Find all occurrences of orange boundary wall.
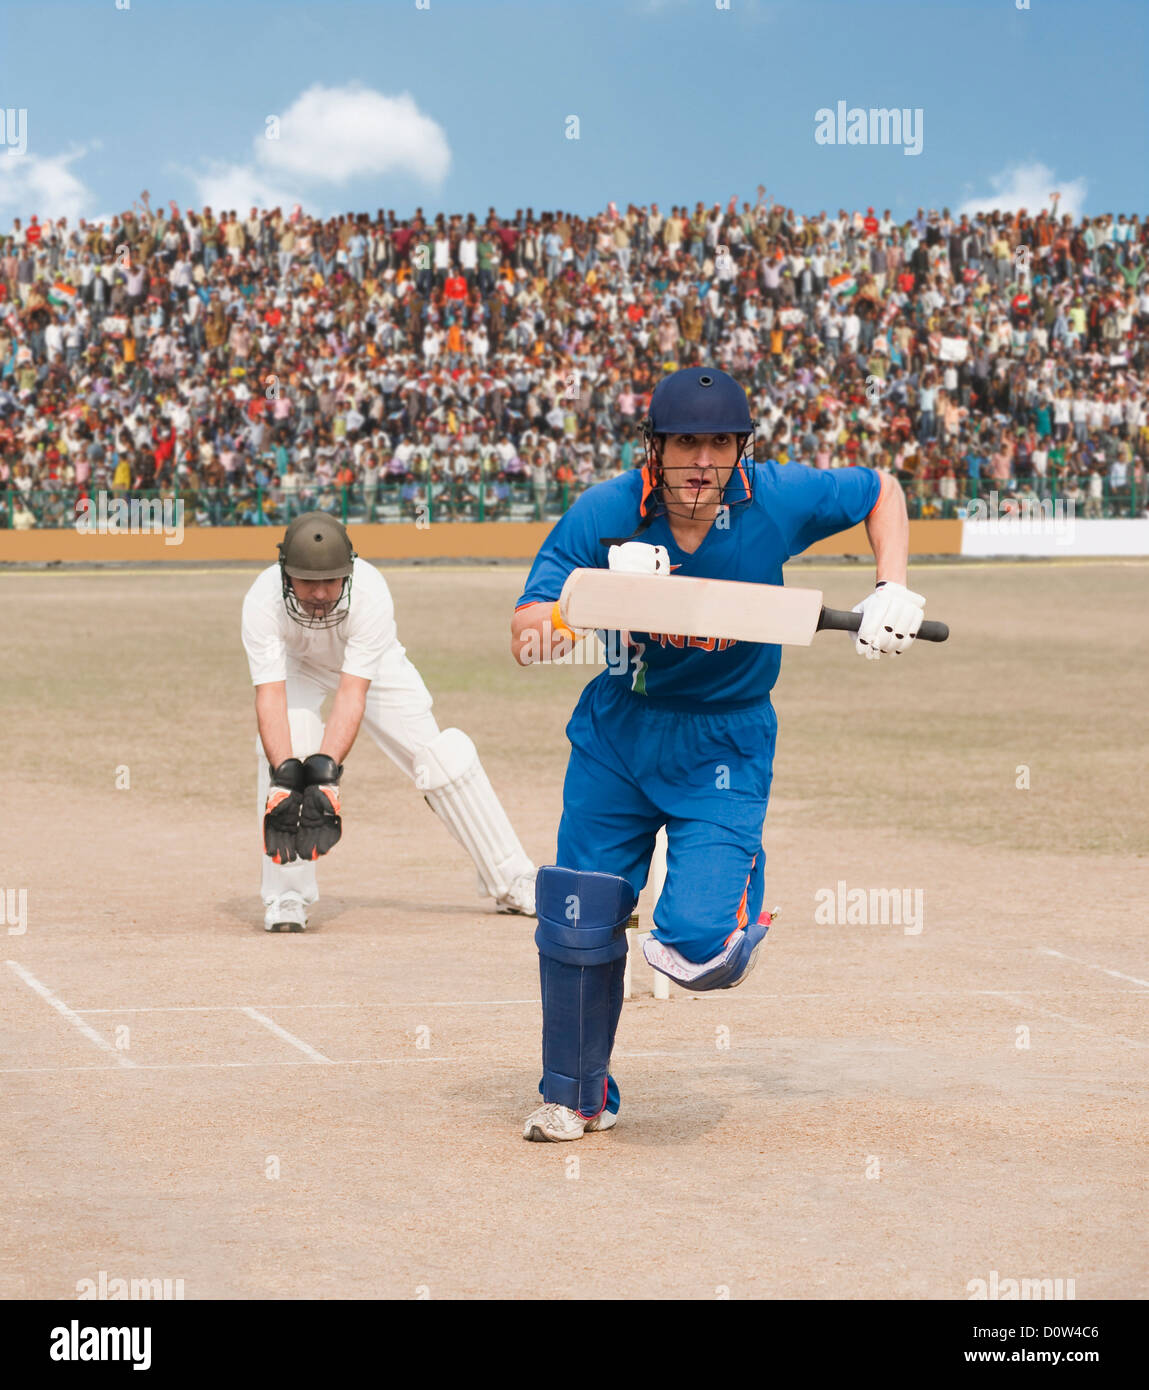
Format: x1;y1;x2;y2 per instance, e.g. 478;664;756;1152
0;519;962;565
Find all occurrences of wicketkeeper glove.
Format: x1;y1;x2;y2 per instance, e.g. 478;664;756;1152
851;580;926;661
297;753;343;861
264;757;305;864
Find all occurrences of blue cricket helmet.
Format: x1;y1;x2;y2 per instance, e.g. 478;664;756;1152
637;367;758;523
643;366;754;438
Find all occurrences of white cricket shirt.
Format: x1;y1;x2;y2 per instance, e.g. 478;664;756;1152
241;557;406;685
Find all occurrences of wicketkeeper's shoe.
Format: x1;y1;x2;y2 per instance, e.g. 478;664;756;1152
264;893;308;933
496;870;536;916
522;1102;618;1142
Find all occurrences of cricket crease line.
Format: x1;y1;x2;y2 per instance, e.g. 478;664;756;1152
1038;948;1149;989
0;1043;1138;1077
238;1006;332;1064
74;1004;238;1014
69;988;1144;1016
268;997;541;1009
76;998;541;1014
995;992;1147;1049
0;1057;468;1075
4;960;136;1067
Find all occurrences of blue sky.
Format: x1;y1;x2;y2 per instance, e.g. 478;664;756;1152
0;0;1145;227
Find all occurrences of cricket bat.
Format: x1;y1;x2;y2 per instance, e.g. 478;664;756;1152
559;569;949;647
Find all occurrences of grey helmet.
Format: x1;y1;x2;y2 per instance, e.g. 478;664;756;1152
277;511;357;629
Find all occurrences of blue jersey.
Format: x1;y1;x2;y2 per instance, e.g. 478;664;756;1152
517;461;880;710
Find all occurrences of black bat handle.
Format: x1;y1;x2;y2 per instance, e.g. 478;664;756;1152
817;607;950;643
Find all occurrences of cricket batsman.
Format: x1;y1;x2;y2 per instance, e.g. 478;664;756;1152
242;511;536;931
511;367;927;1140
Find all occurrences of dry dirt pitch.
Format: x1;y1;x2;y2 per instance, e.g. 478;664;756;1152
1;559;1145;1301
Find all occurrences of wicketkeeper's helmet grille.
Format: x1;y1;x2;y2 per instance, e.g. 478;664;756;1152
278;511;357;629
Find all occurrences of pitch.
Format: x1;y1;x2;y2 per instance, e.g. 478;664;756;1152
1;560;1145;1299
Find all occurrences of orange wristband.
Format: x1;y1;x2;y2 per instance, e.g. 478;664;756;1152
551;600;578;640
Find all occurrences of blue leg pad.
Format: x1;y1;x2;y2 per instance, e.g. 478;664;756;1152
538;1071;621;1115
535;867;636;1116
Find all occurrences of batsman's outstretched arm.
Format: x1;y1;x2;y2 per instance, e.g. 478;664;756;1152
511;600;582;666
863;471;910;586
852;472;930;660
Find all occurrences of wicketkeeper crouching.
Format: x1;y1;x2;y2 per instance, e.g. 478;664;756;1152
243;511;536;932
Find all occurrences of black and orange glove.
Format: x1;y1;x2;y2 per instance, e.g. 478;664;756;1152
264;758;305;863
297;753;343;861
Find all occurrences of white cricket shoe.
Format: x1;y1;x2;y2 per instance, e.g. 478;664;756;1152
584;1108;618;1134
522;1102;618;1142
496;870;536;916
264;893;308;933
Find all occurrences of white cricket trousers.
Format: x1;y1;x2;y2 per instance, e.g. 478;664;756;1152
257;657;441;906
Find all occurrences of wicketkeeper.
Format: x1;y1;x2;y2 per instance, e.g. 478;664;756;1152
511;366;927;1139
243;511;536;931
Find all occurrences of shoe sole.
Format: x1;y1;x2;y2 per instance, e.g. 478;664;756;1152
265;923;307;933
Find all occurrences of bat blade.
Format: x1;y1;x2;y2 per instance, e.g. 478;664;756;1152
560;570;827;647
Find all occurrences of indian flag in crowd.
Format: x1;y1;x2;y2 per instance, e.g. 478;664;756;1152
827;272;856;298
49;282;77;306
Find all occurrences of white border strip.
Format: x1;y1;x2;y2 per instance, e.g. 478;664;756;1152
962;518;1149;558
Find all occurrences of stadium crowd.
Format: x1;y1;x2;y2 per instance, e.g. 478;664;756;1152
1;186;1146;530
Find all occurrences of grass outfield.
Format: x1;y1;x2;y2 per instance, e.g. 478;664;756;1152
0;561;1145;1299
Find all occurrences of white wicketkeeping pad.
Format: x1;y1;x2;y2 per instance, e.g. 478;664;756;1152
415;728;533;900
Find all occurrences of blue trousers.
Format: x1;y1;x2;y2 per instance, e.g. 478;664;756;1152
556;674;776;965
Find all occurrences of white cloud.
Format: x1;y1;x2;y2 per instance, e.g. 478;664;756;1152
183;84;451;216
0;148;96;225
957;162;1088;220
256;85;450;186
179;159;308;217
0;83;450;224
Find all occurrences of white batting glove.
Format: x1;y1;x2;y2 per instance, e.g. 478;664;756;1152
608;541;671;575
851;580;926;660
